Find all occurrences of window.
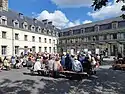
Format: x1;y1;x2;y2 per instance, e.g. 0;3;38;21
32;46;36;52
24;35;28;41
13;20;19;28
1;16;7;25
49;39;51;44
44;38;47;43
95;25;99;32
1;46;7;55
85;27;94;32
32;36;35;42
37;26;41;32
53;47;55;53
2;31;6;39
73;29;81;35
118;21;125;28
15;46;19;55
30;25;35;31
53;40;55;44
88;36;91;41
49;47;51;53
43;28;47;34
15;33;19;40
44;47;47;52
23;22;28;30
39;47;41;52
39;37;41;42
112;23;117;29
112;33;117;39
103;35;107;40
63;31;70;36
100;23;112;31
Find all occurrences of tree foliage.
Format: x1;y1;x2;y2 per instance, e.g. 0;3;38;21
92;0;125;19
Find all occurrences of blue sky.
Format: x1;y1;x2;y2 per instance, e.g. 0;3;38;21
9;0;124;28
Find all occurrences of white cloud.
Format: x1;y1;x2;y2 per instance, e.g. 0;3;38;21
88;0;125;19
82;20;92;24
37;10;69;28
51;0;92;8
67;20;80;27
37;10;92;28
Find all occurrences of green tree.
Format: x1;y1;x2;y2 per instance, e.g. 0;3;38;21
92;0;125;19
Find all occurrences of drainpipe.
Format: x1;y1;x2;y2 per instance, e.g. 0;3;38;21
12;28;14;56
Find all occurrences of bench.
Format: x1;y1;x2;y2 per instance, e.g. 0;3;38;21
59;71;88;78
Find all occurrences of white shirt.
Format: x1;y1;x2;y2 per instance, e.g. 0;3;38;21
33;61;41;71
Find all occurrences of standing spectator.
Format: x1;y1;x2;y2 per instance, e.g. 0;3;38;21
61;54;65;68
65;54;72;70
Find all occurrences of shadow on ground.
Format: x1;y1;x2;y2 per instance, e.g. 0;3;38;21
0;67;125;94
0;79;37;94
74;68;125;94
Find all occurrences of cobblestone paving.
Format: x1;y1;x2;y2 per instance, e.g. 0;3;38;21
0;65;125;94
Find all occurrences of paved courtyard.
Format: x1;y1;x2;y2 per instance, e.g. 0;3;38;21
0;65;125;94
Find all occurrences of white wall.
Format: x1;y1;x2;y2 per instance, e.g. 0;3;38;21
0;26;58;57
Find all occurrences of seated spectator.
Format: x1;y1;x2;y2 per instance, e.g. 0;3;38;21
3;58;11;70
33;58;42;72
72;56;83;72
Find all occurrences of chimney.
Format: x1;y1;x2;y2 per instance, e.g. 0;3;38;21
19;13;23;19
48;21;52;25
33;18;37;23
0;0;8;11
42;19;48;25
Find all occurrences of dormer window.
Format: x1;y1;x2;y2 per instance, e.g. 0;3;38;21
30;25;35;31
1;16;7;25
94;25;99;32
48;29;51;35
43;28;47;34
47;29;49;34
52;31;55;36
13;20;19;28
37;26;41;32
112;21;118;29
23;22;28;30
81;28;85;33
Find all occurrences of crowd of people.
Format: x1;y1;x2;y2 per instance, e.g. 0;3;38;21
0;51;101;76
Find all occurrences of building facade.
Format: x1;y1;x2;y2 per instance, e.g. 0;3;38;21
0;0;59;57
58;17;125;56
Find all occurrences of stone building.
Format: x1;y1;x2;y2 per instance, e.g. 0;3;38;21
58;17;125;56
0;0;59;57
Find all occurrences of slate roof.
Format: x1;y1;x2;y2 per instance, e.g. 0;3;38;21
62;16;124;32
0;9;60;33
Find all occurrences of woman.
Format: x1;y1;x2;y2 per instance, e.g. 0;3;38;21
53;57;63;77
